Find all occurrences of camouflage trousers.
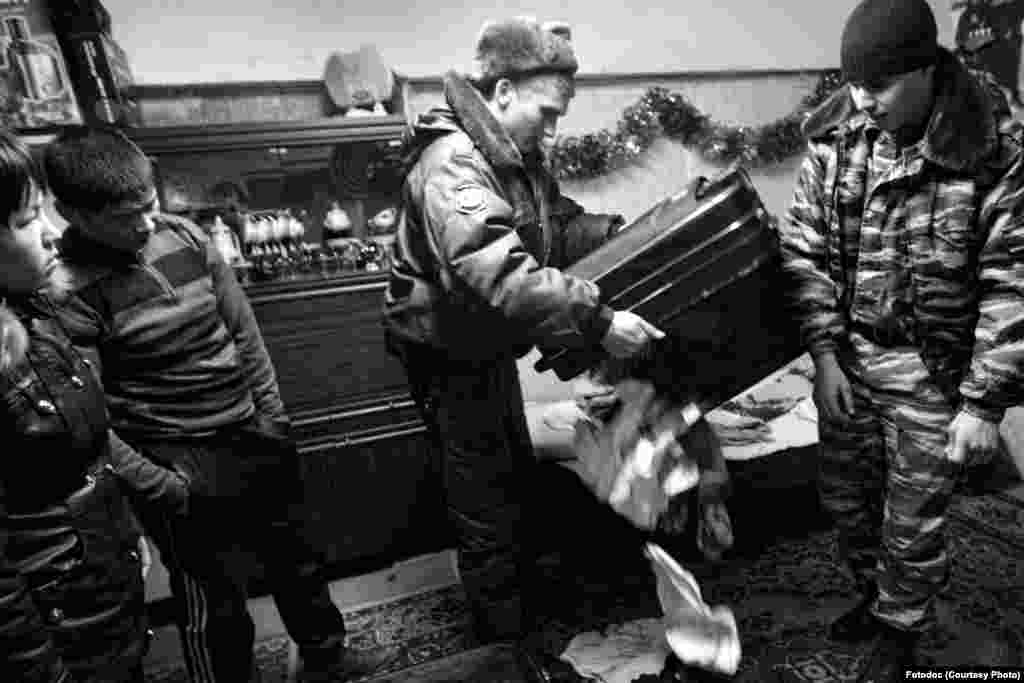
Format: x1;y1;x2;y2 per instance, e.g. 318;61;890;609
819;336;964;632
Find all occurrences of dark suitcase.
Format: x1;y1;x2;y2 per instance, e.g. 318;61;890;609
535;167;804;412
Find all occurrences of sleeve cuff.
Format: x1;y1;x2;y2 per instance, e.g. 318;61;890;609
170;466;192;516
808;338;839;360
960;398;1006;424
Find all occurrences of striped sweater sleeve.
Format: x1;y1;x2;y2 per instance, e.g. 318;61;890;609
207;241;287;421
779;142;845;359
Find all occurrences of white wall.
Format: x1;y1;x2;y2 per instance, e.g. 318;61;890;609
104;0;957;85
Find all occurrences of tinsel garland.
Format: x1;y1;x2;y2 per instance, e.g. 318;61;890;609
550;70;845;180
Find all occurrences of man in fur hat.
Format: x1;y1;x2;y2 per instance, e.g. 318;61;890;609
384;16;664;679
779;0;1024;680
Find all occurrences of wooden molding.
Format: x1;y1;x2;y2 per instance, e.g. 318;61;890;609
243;271;389;305
128;67;835;98
404;67;834;89
126;79;328;100
126;116;408;154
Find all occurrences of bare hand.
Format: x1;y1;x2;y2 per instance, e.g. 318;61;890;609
576;383;619;415
945;410;1001;465
812;351;855;424
601;311;666;359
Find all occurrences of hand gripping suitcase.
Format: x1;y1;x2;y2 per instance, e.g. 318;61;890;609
535;167;803;413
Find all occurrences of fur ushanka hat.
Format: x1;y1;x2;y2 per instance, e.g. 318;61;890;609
470;16;579;84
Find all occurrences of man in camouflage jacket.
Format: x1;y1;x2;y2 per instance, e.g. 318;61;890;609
779;1;1024;680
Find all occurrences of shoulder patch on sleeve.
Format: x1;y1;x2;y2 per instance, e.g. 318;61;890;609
454;184;487;214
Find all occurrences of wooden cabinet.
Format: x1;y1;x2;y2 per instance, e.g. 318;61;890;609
129;120;449;578
246;275;411;416
127;116;407;246
244;273;447;572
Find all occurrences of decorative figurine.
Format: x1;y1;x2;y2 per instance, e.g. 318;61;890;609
288;209;305;241
242;212;260;248
359;239;384;271
322;44;394;116
210;215;242;265
272;210;290;243
324;201;352;233
367;206;397;235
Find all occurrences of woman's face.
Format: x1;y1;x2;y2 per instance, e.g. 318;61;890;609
0;184;60;295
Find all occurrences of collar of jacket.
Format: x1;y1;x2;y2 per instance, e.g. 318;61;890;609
802;48;999;173
59;224;141;267
0;292;55;373
0;292;48;323
442;70;528;171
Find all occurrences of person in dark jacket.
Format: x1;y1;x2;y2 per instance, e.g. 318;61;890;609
383;16;664;676
0;128;190;682
43;127;397;683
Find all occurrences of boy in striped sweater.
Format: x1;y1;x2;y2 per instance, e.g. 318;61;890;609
45;127;396;683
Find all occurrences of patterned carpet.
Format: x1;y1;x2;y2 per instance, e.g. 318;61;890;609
705;489;1024;682
145;472;1024;682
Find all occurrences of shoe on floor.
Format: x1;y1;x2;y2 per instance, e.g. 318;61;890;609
298;645;402;682
857;624;920;683
829;588;880;643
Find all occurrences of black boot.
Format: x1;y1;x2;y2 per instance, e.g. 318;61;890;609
829;587;880;642
857;624;920;683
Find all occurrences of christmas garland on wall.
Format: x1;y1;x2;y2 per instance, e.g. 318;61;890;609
550;70;845;181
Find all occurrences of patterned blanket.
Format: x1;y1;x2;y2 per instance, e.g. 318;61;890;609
525;354;819;463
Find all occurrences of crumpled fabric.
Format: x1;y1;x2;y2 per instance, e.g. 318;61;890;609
572;379;702;530
647;543;741;675
559;618;670;683
559;544;740;681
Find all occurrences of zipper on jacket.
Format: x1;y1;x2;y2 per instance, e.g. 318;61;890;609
140;261;179;301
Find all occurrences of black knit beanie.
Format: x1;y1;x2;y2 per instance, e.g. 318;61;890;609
841;0;938;84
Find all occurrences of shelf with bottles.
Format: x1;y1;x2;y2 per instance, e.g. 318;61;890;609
192;202;397;286
127;116;408;286
240;205;393;284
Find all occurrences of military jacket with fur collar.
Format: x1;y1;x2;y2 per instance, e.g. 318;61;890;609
384;71;622;362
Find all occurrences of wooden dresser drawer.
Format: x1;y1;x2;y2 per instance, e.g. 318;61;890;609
297;420;448;573
248;275;410;414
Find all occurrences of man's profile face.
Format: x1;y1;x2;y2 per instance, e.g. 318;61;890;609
493;74;573;157
68;188;161;255
849;65;935;135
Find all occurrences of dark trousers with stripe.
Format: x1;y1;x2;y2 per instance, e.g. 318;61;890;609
397;344;535;643
135;423;349;682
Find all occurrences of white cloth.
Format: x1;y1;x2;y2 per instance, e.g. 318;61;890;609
706;353;818;461
560;619;670;683
571;380;702;530
647;543;741;675
559;544;741;681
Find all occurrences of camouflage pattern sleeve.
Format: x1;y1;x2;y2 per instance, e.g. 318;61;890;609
779;142;845;359
960;137;1024;421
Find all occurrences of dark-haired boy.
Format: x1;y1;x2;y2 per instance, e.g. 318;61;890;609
45;127;395;683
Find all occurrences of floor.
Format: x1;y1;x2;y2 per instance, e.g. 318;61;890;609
142;548;460;673
142;447;1024;678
